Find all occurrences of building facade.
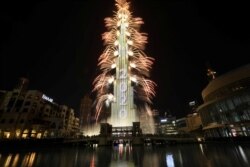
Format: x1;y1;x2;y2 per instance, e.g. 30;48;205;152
0;78;80;139
186;113;202;132
158;116;178;135
197;64;250;138
139;109;159;134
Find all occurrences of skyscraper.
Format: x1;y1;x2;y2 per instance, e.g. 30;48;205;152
93;0;156;127
79;95;93;130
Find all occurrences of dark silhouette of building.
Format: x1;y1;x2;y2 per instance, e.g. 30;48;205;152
79;94;93;133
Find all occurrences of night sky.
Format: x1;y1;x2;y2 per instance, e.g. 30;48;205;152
1;0;249;118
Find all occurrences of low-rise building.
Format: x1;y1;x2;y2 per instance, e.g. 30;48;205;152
175;117;188;133
0;78;80;139
158;116;178;135
197;64;250;138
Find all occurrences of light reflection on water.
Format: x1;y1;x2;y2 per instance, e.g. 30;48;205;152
166;154;174;167
12;154;19;167
0;143;250;167
238;146;249;164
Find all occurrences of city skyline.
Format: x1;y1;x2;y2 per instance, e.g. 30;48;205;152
0;0;249;118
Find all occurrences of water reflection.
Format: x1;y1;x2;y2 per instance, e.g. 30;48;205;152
237;146;249;164
12;154;19;167
111;144;134;167
89;154;96;167
199;143;205;155
21;152;36;166
177;150;183;166
4;154;12;167
166;154;174;167
142;149;159;167
0;144;250;167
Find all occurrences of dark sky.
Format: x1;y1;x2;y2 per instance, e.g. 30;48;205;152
1;0;250;118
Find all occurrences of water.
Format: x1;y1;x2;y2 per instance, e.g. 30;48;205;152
0;143;250;167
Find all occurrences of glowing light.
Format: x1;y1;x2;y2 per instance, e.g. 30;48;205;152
28;153;36;166
116;31;120;36
117;21;121;27
207;68;216;79
130;62;136;68
238;146;249;163
161;119;167;123
108;76;114;84
124;22;129;27
123;14;128;19
111;63;116;69
125;31;130;36
4;155;12;167
4;132;10;138
106;94;115;107
130;76;137;83
127;40;133;45
114;50;119;56
114;40;119;45
199;144;205;155
37;133;42;139
166;154;175;167
90;155;96;167
42;94;53;103
128;50;133;56
21;152;36;167
13;154;19;167
108;94;114;100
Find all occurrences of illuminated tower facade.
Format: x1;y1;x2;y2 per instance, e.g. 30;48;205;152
93;0;156;127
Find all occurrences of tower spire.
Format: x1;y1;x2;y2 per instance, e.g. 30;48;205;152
207;68;216;80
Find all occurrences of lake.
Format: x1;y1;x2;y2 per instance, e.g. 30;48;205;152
0;143;250;167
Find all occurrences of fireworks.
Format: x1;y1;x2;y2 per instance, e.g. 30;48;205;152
92;0;156;122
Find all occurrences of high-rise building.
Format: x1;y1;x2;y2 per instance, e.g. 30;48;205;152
92;0;156;128
79;95;93;132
